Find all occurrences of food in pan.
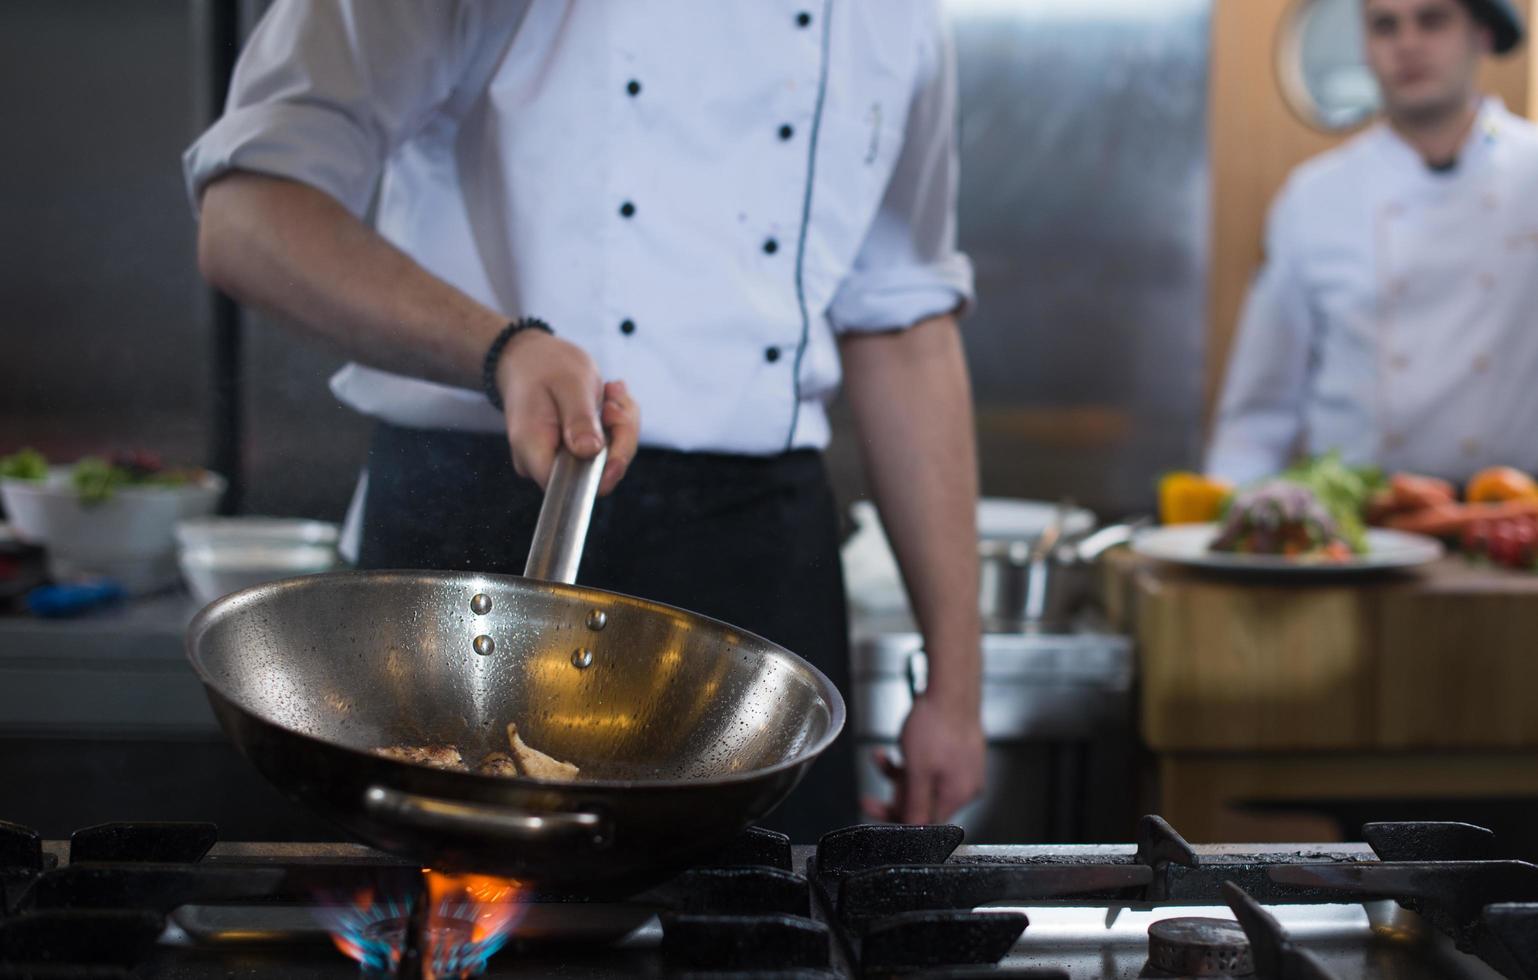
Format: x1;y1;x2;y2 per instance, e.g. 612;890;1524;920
371;724;581;780
1209;479;1354;560
476;752;520;777
372;743;468;770
506;723;581;780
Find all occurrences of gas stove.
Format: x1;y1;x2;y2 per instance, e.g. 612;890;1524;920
1;815;1533;978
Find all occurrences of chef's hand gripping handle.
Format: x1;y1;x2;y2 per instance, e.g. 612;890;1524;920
363;786;610;846
524;446;608;584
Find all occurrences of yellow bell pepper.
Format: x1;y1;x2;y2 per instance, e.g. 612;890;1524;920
1159;472;1233;525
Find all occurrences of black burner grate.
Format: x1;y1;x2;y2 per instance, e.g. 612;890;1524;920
0;820;276;980
68;822;217;865
3;815;1538;978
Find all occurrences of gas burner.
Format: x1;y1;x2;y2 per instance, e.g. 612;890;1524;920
1;816;1534;978
1146;916;1252;976
325;870;525;980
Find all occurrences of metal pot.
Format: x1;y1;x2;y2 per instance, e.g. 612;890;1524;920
979;522;1143;632
185;450;844;891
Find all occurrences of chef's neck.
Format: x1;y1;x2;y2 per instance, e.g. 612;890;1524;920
1386;94;1483;170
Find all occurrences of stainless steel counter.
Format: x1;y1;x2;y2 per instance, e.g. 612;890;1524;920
0;592;216;736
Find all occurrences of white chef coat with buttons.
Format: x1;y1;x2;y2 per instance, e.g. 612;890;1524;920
1207;99;1538;485
183;0;973;458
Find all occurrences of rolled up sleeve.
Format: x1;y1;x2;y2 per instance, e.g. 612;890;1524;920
827;13;974;334
182;0;471;217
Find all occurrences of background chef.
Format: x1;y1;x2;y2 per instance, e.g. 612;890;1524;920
1207;0;1534;484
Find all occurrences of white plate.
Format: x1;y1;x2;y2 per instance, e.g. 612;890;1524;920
1132;523;1444;574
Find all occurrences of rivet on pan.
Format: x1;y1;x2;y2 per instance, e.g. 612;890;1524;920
585;609;607;631
473;635;495;657
470;594;493;615
571;648;594;669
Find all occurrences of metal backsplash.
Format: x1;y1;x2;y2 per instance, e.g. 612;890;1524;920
0;0;208;471
833;0;1213;520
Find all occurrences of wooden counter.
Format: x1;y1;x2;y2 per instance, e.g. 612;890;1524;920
1111;552;1538;841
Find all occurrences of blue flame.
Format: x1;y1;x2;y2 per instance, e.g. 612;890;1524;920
322;889;511;977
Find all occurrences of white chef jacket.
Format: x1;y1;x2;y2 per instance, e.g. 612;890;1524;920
183;0;973;457
1207;99;1538;485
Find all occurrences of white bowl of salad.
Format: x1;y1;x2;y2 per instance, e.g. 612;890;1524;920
0;449;225;594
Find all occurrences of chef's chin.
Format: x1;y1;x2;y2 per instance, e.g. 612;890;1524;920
1381;78;1471;126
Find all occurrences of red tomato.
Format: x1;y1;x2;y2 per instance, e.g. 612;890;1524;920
1490;524;1522;568
1515;526;1538;568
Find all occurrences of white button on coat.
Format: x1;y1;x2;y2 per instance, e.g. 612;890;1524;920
1208;100;1538;484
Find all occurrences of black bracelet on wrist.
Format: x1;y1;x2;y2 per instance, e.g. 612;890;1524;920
482;317;554;412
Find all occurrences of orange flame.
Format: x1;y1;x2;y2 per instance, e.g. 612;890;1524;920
423;869;526;955
326;870;527;979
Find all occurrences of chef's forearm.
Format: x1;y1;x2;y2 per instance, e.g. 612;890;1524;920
196;171;507;389
840;314;982;714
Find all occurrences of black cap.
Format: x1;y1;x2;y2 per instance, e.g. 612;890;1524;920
1460;0;1525;54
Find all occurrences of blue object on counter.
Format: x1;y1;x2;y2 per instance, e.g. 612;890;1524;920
26;580;126;618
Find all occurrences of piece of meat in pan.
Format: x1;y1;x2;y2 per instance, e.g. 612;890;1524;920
476;752;520;778
371;743;468;771
369;726;579;780
507;722;580;780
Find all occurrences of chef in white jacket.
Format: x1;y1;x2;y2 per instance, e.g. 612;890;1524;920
185;0;985;839
1207;0;1534;485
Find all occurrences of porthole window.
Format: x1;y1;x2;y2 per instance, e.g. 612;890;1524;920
1277;0;1382;132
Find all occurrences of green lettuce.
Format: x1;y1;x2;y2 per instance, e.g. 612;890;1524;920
1279;452;1385;553
0;448;48;482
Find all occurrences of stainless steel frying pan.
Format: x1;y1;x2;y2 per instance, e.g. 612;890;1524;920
185;450;845;890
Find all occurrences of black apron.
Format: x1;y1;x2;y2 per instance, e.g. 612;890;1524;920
356;421;856;841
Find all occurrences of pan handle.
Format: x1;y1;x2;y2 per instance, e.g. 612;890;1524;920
524;447;608;584
364;786;610;846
